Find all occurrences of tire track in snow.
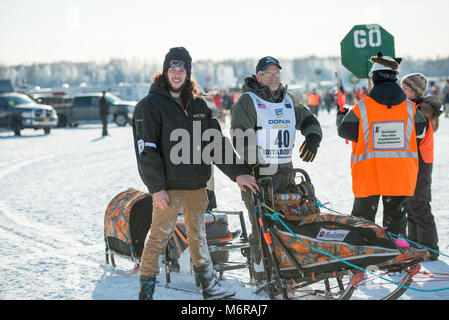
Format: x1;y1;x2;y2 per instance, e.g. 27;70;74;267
0;203;99;268
0;154;57;179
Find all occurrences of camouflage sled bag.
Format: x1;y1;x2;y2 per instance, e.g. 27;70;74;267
272;213;406;275
104;188;152;258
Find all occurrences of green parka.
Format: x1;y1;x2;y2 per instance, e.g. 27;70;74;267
231;75;322;177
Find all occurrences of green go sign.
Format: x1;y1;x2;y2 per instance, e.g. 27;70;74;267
340;24;395;79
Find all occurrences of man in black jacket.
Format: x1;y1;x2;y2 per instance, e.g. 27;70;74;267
98;91;109;136
132;47;259;300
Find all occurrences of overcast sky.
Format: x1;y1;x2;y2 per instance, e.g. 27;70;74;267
1;0;448;66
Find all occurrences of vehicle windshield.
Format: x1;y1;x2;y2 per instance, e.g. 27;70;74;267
105;94;122;104
3;94;35;106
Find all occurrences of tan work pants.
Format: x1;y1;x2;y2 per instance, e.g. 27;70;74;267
140;188;210;277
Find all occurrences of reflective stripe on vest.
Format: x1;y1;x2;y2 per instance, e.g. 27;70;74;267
351;99;418;163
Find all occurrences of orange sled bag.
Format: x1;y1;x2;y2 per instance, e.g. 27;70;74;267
104;188;153;260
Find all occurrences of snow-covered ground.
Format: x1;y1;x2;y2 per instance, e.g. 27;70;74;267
1;109;449;300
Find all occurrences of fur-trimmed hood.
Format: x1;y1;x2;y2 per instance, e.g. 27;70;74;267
419;96;442;132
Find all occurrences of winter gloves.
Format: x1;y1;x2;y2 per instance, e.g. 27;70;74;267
300;134;321;162
338;107;349;116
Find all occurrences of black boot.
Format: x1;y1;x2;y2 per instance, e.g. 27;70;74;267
139;276;156;300
194;264;236;300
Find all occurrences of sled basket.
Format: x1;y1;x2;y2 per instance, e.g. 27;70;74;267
170;212;240;265
270;213;413;276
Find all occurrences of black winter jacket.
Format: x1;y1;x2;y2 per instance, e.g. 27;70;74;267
132;82;248;194
99;96;109;115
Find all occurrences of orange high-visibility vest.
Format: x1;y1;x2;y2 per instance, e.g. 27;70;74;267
351;97;419;197
419;120;434;164
308;93;320;106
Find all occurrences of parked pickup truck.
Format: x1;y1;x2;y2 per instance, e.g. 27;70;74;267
0;92;58;136
35;93;136;127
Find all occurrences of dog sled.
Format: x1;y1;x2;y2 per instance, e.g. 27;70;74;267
249;168;429;300
103;166;435;300
103;188;251;279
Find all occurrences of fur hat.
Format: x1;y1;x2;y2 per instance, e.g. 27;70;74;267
422;95;443;116
369;52;402;76
401;73;428;98
163;47;192;75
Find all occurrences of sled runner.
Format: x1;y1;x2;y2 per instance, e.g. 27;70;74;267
103;188;251;279
250;168;428;300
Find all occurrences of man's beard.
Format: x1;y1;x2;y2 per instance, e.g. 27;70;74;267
168;82;185;93
167;77;188;94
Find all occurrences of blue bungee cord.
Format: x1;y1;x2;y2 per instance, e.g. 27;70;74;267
386;231;449;259
314;200;449;259
262;203;449;293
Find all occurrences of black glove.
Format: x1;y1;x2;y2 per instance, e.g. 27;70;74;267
337;107;349;116
300;134;321;162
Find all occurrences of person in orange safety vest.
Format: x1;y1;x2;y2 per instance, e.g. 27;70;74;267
336;53;428;236
308;88;320;116
401;72;443;260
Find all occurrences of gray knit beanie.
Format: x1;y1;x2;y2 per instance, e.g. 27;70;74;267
400;73;428;97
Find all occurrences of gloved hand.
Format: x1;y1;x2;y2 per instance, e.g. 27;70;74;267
337;107;349;116
300;134;321;162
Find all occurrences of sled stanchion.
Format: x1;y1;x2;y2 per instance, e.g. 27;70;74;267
256;206;289;299
165;245;171;287
267;225;305;277
238;211;249;241
105;237;109;265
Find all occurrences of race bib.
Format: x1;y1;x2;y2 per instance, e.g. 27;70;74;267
245;92;296;164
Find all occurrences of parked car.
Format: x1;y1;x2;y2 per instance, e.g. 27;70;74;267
0;92;58;136
35;93;136;127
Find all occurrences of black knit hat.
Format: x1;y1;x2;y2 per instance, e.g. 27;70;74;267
163;47;192;75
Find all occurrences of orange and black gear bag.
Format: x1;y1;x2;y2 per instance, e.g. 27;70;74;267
104;188;153;259
270;213;428;275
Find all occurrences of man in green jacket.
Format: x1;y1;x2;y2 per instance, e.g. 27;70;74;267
231;56;323;282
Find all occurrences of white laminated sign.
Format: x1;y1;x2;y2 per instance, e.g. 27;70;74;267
372;121;405;150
